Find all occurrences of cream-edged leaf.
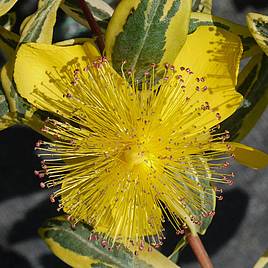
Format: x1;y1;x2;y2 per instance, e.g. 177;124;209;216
39;216;180;268
192;0;212;13
20;0;62;44
247;13;268;56
220;53;268;141
106;0;192;80
0;0;17;17
60;0;114;30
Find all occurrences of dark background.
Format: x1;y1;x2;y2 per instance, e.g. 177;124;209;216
0;1;267;267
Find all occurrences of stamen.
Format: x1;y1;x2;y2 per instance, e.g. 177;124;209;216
35;59;234;250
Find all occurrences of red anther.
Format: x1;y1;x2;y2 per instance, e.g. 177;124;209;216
164;63;170;69
83;66;89;72
223;161;230;168
180;66;185;71
66;93;72;98
101;56;108;62
209;210;216;217
218;195;224;201
71;81;78;86
154;244;160;249
148;247;153;252
67;215;73;221
38;173;45;179
196;77;200;82
176;229;184;235
50;195;55;203
150;63;157;68
164;76;169;81
170;65;175;71
35;140;43;147
228;179;234;186
73;68;79;75
200;77;205;82
40;182;46;188
101;240;107;248
196;86;200;91
144;71;150;77
90;234;98;241
34;170;39;176
216;113;221;120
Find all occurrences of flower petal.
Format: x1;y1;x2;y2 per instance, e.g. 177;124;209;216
230;142;268;169
173;26;243;130
14;41;100;114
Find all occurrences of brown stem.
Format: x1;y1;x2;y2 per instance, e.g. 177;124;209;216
185;230;214;268
77;0;105;54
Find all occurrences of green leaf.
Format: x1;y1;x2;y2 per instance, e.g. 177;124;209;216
0;0;17;17
1;61;31;115
247;13;268;56
220;53;268;141
39;216;180;268
60;0;114;30
0;11;16;31
254;250;268;268
0;77;9;117
19;0;63;44
189;12;260;58
192;0;212;13
168;236;187;264
0;25;19;61
106;0;192;80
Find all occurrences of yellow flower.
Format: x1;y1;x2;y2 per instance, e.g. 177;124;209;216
14;26;268;249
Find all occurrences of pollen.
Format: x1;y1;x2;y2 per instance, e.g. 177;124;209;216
34;57;234;250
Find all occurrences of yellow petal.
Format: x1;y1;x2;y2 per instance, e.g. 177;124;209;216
173;26;243;130
14;41;100;114
230;142;268;169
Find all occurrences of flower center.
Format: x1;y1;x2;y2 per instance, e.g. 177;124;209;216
120;144;150;170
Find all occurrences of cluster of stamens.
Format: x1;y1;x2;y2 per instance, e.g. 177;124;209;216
33;57;235;251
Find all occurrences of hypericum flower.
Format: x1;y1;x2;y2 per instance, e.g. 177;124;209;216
14;26;268;250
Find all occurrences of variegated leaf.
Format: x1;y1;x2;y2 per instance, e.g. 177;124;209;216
20;0;63;44
0;26;18;61
220;53;268;141
0;78;9;117
0;11;16;31
168;236;187;264
192;0;212;13
247;13;268;56
39;216;180;268
189;12;260;58
60;0;114;30
106;0;192;80
254;250;268;268
1;60;31;116
0;0;17;17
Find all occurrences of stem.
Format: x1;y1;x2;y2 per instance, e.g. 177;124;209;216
77;0;105;54
185;230;214;268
